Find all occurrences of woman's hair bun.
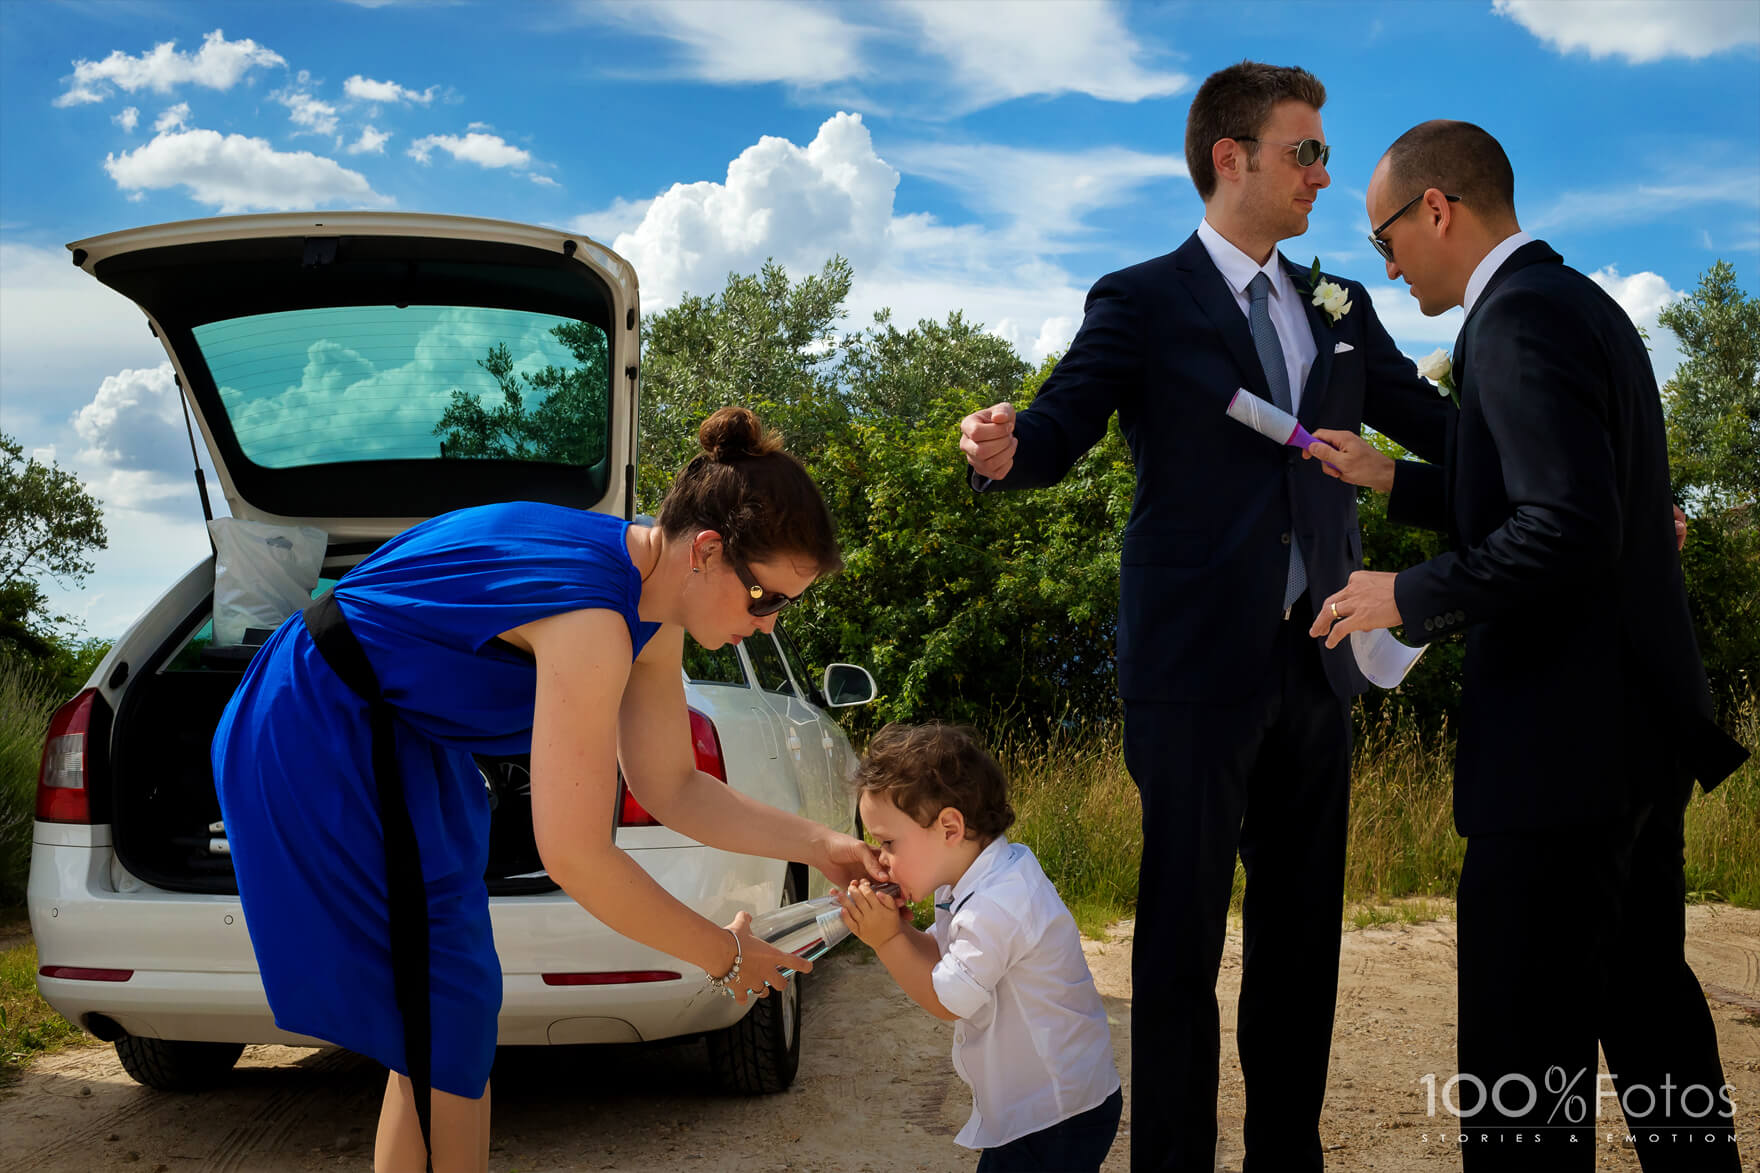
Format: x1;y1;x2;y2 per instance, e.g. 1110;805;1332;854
698;405;783;463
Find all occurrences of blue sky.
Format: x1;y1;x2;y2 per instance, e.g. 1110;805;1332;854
2;0;1757;638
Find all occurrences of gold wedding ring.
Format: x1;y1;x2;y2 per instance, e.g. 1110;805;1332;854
1331;603;1341;620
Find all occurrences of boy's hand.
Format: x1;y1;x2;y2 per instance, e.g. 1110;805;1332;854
838;879;905;949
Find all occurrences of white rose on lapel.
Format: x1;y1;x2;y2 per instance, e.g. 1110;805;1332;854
1312;280;1352;323
1415;348;1451;383
1416;347;1460;407
1297;258;1351;325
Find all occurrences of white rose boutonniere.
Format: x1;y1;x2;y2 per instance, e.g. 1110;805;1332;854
1312;280;1352;323
1298;257;1351;326
1416;347;1460;408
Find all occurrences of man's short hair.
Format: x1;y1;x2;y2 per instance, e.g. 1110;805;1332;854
1186;61;1327;201
854;723;1016;841
1382;120;1516;221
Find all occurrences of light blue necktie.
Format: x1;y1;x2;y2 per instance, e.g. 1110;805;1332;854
1248;272;1308;615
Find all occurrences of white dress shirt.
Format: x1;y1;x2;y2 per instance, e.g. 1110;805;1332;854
1197;217;1317;411
1462;230;1535;317
930;835;1121;1149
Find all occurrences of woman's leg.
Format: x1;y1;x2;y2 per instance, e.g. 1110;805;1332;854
375;1072;492;1173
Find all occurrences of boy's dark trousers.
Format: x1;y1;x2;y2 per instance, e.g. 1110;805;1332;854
976;1087;1123;1173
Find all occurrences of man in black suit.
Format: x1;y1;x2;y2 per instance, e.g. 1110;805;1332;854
1311;120;1744;1172
958;63;1452;1171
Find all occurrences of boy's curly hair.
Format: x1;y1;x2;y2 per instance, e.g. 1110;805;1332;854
853;723;1015;841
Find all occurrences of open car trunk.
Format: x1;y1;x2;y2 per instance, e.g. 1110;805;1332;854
67;213;642;898
106;578;559;897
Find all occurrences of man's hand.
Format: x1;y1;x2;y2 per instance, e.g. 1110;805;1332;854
960;401;1017;481
1673;504;1687;552
1305;429;1395;493
1310;570;1402;649
837;879;906;949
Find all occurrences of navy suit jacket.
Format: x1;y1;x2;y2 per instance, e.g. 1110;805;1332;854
981;232;1451;705
1390;240;1745;834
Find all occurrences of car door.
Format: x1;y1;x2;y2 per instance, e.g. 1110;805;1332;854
775;626;857;804
740;632;836;828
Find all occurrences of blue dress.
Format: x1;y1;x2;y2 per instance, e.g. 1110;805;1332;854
211;502;661;1097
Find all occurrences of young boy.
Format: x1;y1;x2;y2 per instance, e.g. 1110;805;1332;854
839;723;1121;1172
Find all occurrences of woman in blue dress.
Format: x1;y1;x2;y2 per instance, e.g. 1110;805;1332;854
211;407;881;1172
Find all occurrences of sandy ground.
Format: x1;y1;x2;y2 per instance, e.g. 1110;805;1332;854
3;903;1755;1172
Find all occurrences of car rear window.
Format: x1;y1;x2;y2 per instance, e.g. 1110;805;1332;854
193;306;610;469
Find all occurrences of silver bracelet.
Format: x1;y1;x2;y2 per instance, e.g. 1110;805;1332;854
706;929;742;999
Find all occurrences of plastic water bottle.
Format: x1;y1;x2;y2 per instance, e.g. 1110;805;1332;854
749;882;901;968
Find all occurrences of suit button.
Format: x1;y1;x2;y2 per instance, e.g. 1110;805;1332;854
1280;532;1292;545
1454;610;1465;623
1423;619;1435;632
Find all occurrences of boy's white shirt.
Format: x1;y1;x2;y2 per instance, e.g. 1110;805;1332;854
930;835;1121;1150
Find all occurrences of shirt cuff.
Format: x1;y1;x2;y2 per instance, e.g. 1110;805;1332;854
931;952;994;1021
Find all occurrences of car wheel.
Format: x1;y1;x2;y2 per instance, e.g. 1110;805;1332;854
114;1034;246;1091
706;868;804;1095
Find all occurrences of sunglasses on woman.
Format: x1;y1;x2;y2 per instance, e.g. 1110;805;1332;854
731;557;806;617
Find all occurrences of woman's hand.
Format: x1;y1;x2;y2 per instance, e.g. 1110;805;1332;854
837;879;906;949
717;910;812;1005
814;829;887;890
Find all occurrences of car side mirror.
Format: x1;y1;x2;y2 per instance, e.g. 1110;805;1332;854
821;663;877;707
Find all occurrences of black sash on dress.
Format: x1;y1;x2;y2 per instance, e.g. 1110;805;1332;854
301;591;434;1168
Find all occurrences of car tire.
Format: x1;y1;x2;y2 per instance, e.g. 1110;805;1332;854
706;868;804;1095
114;1034;246;1091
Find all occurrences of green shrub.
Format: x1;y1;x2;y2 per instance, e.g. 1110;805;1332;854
0;657;59;906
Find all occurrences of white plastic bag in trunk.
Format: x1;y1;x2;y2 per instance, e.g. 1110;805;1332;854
207;518;328;646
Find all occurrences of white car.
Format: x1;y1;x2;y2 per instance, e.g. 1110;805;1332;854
28;212;878;1095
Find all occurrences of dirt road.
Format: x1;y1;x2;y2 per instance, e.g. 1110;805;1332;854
4;903;1755;1172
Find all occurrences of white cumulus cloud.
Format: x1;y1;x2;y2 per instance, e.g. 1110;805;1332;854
347;125;392;155
343;74;437;104
154;102;190;133
898;0;1190;108
54;29;286;107
73;363;185;475
276;81;339;137
609;111;897;307
407;131;533;169
113;106;139;132
597;112;1088;360
104;127;392;213
1589;265;1686;385
570;196;655;244
1493;0;1760;63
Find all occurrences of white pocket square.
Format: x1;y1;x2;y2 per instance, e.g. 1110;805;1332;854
1333;341;1354;354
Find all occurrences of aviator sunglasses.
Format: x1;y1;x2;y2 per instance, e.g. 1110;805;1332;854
730;556;806;617
1231;135;1331;168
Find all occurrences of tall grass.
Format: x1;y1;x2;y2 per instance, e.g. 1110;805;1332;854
1;940;84;1081
992;724;1142;938
1342;711;1464;904
0;657;59;908
1684;692;1760;906
995;695;1757;936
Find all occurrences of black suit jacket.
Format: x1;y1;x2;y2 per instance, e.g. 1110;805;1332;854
982;232;1451;705
1390;239;1746;835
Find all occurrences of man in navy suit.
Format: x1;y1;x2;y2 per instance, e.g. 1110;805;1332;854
1311;120;1743;1172
958;63;1451;1171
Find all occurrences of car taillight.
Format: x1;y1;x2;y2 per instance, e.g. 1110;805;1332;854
617;707;727;827
36;690;98;824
